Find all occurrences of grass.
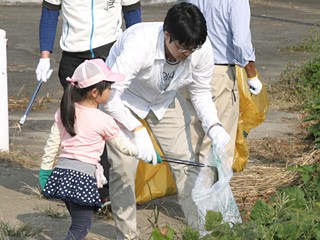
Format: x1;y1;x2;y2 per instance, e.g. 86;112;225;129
94;207;114;221
41;206;68;219
20;182;43;199
8;91;59;112
269;27;320;112
0;149;40;169
286;28;320;53
0;220;42;239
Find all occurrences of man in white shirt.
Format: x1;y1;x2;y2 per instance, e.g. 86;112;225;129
184;0;263;164
103;2;230;239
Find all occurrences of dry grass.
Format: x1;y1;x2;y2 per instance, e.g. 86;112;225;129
247;137;313;165
0;150;39;169
94;207;114;221
41;206;68;219
8;94;59;112
267;83;303;112
231;136;319;219
20;182;43;199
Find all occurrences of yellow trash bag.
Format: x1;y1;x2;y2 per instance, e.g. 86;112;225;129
135;119;177;203
233;66;269;172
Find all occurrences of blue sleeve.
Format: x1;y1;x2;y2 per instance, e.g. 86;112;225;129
39;7;60;52
123;7;142;29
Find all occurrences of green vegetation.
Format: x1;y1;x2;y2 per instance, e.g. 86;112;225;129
181;161;320;240
279;55;320;148
149;207;175;240
0;220;42;239
287;28;320;53
42;206;67;219
278;28;320;148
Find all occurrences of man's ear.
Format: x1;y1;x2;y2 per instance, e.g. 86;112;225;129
164;31;170;41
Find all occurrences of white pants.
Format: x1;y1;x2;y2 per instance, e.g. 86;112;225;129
107;93;199;240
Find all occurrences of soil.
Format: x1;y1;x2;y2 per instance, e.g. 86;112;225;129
0;1;320;239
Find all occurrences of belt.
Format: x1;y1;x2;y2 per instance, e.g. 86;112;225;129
214;63;236;67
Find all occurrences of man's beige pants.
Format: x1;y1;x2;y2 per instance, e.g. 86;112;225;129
185;65;239;165
107;93;199;240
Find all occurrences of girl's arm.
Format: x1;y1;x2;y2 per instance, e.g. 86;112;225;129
108;136;138;157
39;122;61;189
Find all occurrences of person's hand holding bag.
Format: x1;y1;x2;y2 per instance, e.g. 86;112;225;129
247;75;262;95
208;124;230;149
134;126;157;165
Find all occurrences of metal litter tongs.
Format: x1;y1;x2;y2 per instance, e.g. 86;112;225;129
139;118;212;168
160;155;211;167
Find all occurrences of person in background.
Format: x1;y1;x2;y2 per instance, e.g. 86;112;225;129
39;59;153;240
35;0;142;206
102;2;230;239
184;0;263;164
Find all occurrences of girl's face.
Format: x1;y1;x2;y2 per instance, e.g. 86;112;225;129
95;86;112;105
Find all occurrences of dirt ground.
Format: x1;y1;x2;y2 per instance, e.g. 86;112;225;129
1;0;320;239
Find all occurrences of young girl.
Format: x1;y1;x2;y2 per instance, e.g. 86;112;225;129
41;59;140;240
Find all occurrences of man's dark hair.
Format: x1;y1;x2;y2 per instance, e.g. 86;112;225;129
163;2;207;48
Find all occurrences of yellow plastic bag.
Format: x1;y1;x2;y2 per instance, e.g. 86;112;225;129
135;119;177;203
233;66;269;172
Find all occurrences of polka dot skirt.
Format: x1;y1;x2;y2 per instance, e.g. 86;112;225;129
42;168;101;207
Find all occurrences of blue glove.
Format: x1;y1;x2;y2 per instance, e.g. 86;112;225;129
39;169;52;190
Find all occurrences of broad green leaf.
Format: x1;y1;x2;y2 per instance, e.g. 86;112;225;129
250;200;275;223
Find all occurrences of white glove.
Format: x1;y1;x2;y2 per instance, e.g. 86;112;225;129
35;58;53;82
208;125;230;149
134;127;157;165
247;76;262;95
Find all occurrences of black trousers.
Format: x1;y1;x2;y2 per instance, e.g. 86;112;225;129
58;42;115;198
64;201;94;240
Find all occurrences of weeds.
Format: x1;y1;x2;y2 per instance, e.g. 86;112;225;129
94;207;114;221
272;55;320;148
286;28;320;53
181;161;320;240
20;182;43;199
41;206;67;219
0;149;39;169
148;207;175;240
0;220;42;238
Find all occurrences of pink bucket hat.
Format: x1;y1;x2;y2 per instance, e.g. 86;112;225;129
66;59;125;88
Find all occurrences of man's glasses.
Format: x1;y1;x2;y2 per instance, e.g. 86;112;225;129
172;40;202;53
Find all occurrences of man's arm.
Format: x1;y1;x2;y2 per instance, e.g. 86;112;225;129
39;3;60;56
231;0;262;95
189;39;230;148
36;2;60;82
244;61;257;78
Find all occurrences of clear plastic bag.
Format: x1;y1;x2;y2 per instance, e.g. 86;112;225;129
192;145;242;234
